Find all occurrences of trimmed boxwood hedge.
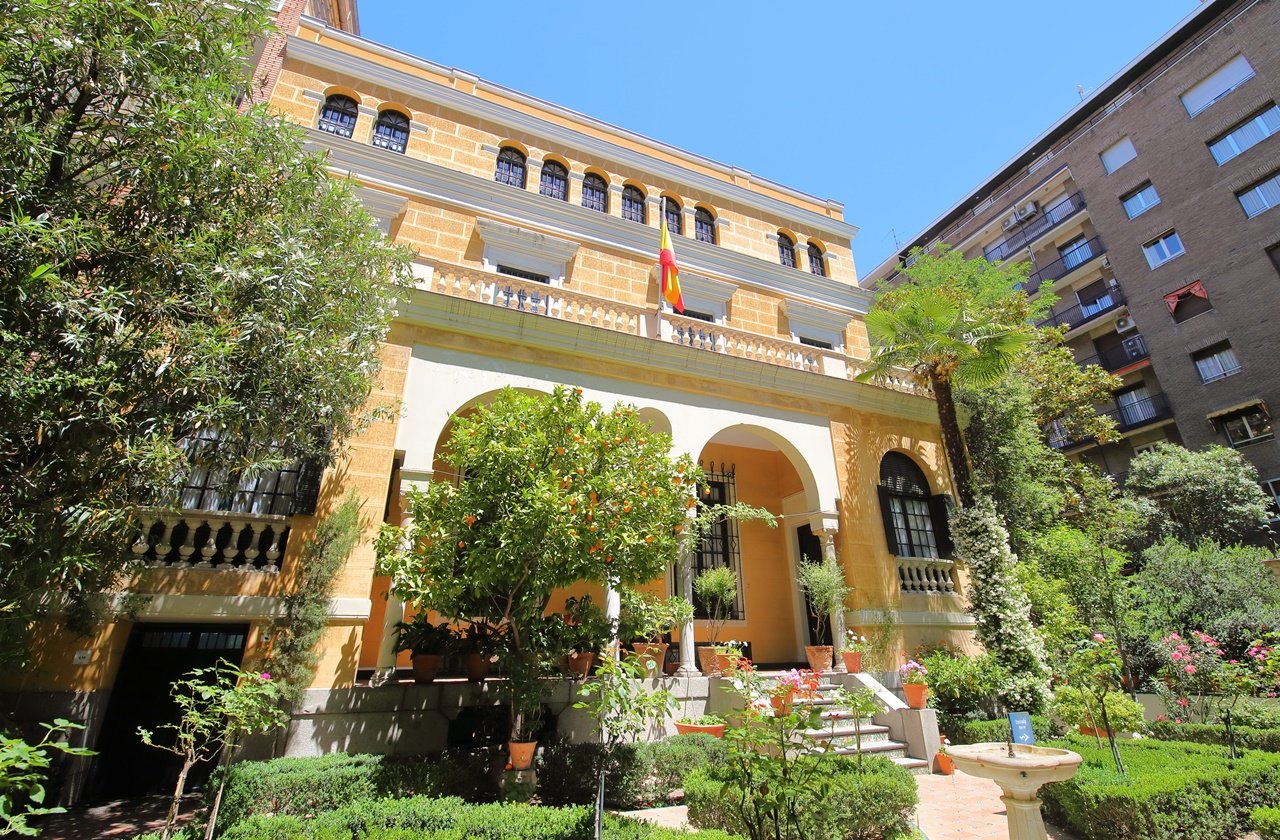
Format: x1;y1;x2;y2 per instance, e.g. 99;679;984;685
943;715;1061;745
1149;720;1280;753
1039;736;1280;840
536;734;726;810
1253;806;1280;840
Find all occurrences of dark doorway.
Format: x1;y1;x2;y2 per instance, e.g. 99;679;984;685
796;524;823;645
92;623;249;800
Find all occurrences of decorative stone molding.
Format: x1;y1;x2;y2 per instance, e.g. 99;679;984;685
474;218;579;284
782;300;854;350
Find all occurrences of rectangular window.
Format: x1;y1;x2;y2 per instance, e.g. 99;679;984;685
1209;105;1280;164
888;495;939;559
1116;386;1157;427
798;336;834;350
1237;173;1280;218
1143;231;1185;269
681;309;715;323
1262;477;1280;516
1193;343;1241;383
1100;137;1137;174
497;265;550;284
1270;243;1280;276
1221;408;1273;447
1059;236;1094;270
693;470;744;620
1121;183;1161;219
1181;55;1255;117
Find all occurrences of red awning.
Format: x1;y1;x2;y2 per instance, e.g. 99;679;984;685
1164;280;1208;314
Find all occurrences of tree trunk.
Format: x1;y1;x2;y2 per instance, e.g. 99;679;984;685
163;759;194;840
930;375;974;507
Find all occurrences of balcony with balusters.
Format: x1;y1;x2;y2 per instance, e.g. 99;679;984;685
896;558;958;595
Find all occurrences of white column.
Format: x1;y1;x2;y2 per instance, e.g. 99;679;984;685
817;526;848;673
604;577;621;661
675;511;699;676
371;481;414;686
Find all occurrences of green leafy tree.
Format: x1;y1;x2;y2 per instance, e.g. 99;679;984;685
1123;444;1272;547
376;386;699;740
1016;330;1121;445
1;719;92;836
0;0;410;661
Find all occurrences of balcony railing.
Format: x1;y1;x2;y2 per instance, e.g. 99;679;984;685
1037;283;1126;330
131;508;290;572
1106;392;1173;433
667;312;827;374
986;191;1086;264
1078;334;1149;372
897;557;958;595
1023;236;1105;295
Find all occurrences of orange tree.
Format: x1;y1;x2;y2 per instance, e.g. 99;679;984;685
377;385;699;739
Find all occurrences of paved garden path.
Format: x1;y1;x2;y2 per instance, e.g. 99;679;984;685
915;771;1077;840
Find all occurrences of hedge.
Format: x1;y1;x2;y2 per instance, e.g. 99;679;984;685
213;751;499;833
218;795;743;839
1253;806;1280;840
535;740;650;809
943;715;1061;745
1039;736;1280;840
645;733;726;800
1149;720;1280;753
684;755;917;840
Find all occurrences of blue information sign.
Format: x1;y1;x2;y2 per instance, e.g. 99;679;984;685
1008;711;1035;745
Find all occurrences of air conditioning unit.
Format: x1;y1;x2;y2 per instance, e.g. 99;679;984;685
1115;316;1137;334
1016;201;1041;220
1001;214;1020;231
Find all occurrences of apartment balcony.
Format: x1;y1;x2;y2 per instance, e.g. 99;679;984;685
1048;392;1172;450
1023;236;1105;296
131;508;291;572
1037;283;1126;331
1077;334;1149;373
985;191;1087;264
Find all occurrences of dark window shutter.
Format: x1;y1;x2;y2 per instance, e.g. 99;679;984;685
877;486;900;555
929;493;954;557
292;458;324;515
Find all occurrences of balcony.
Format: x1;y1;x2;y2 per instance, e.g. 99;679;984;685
1023;236;1105;295
897;557;958;595
1037;283;1126;331
986;191;1086;264
1077;334;1149;373
131;508;290;572
1047;393;1172;450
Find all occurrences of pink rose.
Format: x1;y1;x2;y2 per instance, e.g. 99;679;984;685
1171;651;1183;661
1176;697;1189;707
1184;665;1196;674
1093;633;1106;642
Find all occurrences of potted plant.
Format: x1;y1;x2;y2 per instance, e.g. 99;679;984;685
797;557;849;672
456;620;504;682
935;738;955;775
900;660;929;709
712;640;746;674
840;630;870;674
555;595;609;679
694;566;738;675
674;713;727;738
618;589;692;675
393;615;454;684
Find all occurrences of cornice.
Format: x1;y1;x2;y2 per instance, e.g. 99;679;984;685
394;288;938;424
305;128;873;315
285;32;860;244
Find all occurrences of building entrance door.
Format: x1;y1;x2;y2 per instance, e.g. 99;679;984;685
92;623;249;799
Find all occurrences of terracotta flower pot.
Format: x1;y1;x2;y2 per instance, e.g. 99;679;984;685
631;642;669;674
411;653;444;684
1077;725;1112;737
561;651;596;679
903;682;928;709
715;652;740;674
465;653;491;682
698;646;722;676
805;645;834;672
508;740;537;771
674;722;726;738
935;753;955;775
841;651;864;673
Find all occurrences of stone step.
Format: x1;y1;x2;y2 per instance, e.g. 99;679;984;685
893;757;932;775
813;740;910;762
803;724;892;746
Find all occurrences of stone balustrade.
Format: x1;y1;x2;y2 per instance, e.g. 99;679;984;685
896;557;957;594
663;312;827;373
130;508;291;572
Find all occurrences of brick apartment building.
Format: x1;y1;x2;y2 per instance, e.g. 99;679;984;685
865;0;1280;503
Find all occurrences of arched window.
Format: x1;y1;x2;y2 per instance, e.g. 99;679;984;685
317;94;358;138
778;233;797;268
581;173;608;212
663;198;683;235
622;185;646;224
371;109;409;154
807;243;827;277
695;208;717;244
495;147;527;189
877;453;951;558
539;160;568;201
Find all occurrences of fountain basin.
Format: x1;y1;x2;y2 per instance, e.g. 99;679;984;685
946;743;1082;840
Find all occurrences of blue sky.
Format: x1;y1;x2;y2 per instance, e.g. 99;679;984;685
355;1;1200;275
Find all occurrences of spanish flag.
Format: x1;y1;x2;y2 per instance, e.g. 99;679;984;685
659;216;685;313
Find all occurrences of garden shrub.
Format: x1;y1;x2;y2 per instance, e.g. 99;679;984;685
1149;720;1280;753
535;739;650;809
944;715;1061;744
1039;736;1280;840
644;733;726;801
684;755;916;840
920;650;1008;720
214;751;498;832
1253;806;1280;840
1050;689;1147;734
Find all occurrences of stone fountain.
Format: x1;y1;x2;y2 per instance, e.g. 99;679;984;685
945;741;1082;840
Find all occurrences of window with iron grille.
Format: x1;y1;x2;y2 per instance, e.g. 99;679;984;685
691;464;744;620
622;185;646;224
177;429;321;516
877;452;952;559
317;94;358;138
371;109;409;154
664;199;682;235
695;208;716;244
495;147;527;188
581;173;608;212
807;243;826;277
539;160;568;201
497;265;550;284
777;233;796;268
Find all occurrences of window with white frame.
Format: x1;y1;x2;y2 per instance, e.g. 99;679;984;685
782;300;851;352
1237;173;1280;219
1143;231;1185;269
1220;407;1273;447
1100;137;1137;174
1209;105;1280;165
1193;343;1241;383
1181;55;1255;117
474;218;578;286
1121;183;1161;219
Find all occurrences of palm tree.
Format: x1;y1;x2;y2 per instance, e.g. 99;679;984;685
857;250;1037;507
